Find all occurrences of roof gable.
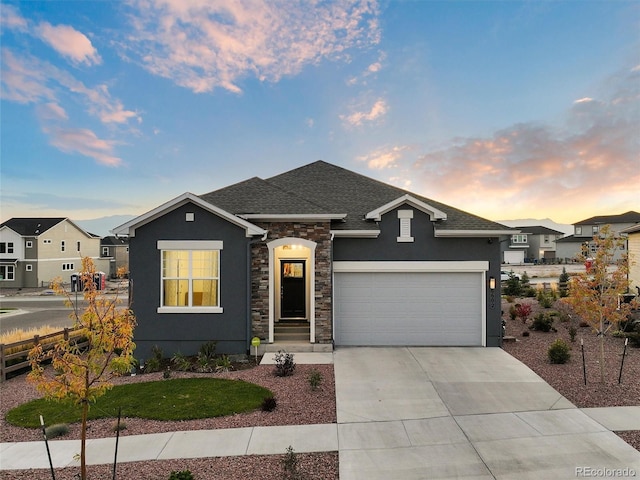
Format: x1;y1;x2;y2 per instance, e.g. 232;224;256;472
366;194;447;221
574;211;640;226
112;193;266;237
1;218;66;236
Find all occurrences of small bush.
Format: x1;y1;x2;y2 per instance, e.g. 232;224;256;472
195;352;214;373
168;470;194;480
282;445;307;480
144;345;163;373
308;369;323;391
531;313;554;332
508;305;517;321
215;355;233;373
163;367;172;379
568;326;577;342
198;341;217;361
537;290;556;308
45;423;69;439
261;396;277;412
505;295;515;304
171;352;192;372
273;350;296;377
548;339;571;364
515;303;533;323
112;420;127;432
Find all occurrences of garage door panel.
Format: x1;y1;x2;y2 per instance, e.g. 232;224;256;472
334;272;483;346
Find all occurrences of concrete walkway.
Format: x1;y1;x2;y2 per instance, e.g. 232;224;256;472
1;347;639;479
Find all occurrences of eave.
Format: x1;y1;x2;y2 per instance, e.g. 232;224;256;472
331;229;381;238
434;229;519;238
238;213;347;222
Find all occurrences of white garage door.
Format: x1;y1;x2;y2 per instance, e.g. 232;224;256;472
334;271;484;346
504;250;524;264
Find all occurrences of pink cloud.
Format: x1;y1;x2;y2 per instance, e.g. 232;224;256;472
36;22;101;66
357;144;411;169
0;49;55;103
126;0;381;93
44;126;122;167
341;98;388;127
0;4;28;32
379;66;640;222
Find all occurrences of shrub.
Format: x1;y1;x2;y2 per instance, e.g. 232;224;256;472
508;305;517;321
198;341;217;361
261;396;277;412
273;350;296;377
45;423;69;439
215;355;233;373
548;339;571;364
195;352;214;373
503;275;522;297
537;289;556;308
308;369;323;391
568;326;577;342
142;345;163;373
163;367;171;379
531;313;554;332
505;295;515;304
515;303;533;324
168;470;194;480
171;352;192;371
558;267;570;297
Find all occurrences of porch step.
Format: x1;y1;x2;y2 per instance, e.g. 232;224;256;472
274;326;309;334
258;343;333;354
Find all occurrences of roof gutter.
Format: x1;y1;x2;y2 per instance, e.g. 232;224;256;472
434;229;519;238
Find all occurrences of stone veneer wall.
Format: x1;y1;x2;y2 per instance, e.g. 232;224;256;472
251;222;333;344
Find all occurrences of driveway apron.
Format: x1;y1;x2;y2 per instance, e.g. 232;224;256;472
334;347;640;480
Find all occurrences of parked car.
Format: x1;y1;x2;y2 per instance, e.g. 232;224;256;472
501;270;521;282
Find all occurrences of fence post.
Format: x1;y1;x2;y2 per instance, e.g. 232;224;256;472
64;328;69;341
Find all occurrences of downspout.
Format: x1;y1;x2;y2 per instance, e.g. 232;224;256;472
330;232;335;347
246;231;268;354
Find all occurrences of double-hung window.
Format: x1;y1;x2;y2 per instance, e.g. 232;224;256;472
158;240;222;313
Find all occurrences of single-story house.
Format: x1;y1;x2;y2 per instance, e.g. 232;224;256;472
113;161;514;360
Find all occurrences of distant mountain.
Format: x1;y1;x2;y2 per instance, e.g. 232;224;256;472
497;218;573;236
75;215;136;237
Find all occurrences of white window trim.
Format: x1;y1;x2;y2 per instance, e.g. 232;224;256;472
26;241;33;248
397;210;414;243
26;264;33;271
157;240;223;314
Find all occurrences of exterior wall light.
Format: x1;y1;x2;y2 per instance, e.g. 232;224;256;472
489;276;496;290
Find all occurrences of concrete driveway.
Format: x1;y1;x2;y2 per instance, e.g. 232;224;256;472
334;347;640;480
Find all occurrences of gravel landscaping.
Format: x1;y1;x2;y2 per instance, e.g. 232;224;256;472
2;293;639;479
502;296;640;451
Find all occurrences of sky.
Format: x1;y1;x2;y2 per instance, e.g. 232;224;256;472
1;0;639;231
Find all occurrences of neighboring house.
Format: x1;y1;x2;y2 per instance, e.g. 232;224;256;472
0;218;109;288
621;224;640;296
555;211;640;263
502;226;565;264
114;161;515;360
101;236;129;278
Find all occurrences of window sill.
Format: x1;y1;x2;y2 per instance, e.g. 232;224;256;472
396;237;414;243
157;307;223;314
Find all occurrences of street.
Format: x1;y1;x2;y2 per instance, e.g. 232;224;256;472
0;296;86;334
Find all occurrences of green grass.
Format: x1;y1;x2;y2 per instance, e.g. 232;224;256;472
6;378;273;428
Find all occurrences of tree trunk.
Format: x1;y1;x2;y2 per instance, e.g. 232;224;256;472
599;319;605;383
81;399;88;479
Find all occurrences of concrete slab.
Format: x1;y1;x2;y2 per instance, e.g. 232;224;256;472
582;406;640;431
403;416;468;446
339;444;493;480
516;409;609;436
156;428;254;459
0;440;80;469
259;352;333;365
432;381;570;416
338;421;411;450
473;431;640;480
84;432;173;465
454;413;542;442
246;424;338;455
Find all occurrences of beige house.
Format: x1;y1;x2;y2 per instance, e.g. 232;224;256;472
0;218;109;288
622;224;640;296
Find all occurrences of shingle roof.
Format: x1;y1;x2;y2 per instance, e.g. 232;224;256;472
515;226;565;235
574;211;640;226
101;236;129;246
0;218;66;236
200;161;512;233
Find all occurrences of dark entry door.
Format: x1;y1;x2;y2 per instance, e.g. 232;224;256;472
281;260;306;318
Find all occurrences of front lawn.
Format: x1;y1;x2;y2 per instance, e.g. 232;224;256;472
6;378;273;428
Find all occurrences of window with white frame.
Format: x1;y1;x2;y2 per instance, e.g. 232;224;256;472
575;227;582;235
26;264;33;271
26;241;33;248
77;241;81;252
0;265;15;280
61;241;65;252
102;246;109;256
158;241;222;313
593;226;600;235
511;234;528;244
43;239;52;244
62;263;74;271
0;242;14;254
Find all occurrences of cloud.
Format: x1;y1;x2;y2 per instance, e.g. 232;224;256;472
0;4;28;32
340;98;388;127
36;22;102;66
357;144;411;169
372;65;640;222
0;49;56;103
43;125;123;167
125;0;381;93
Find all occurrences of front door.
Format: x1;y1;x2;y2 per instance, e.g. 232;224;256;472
280;260;306;318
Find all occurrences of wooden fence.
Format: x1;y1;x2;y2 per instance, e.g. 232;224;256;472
0;327;88;382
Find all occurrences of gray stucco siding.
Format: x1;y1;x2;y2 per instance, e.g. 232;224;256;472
332;206;503;347
129;202;252;361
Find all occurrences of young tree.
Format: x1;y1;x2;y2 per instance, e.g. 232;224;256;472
567;224;635;382
29;257;136;480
